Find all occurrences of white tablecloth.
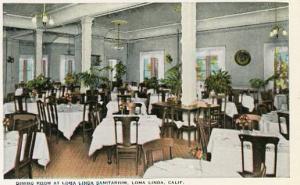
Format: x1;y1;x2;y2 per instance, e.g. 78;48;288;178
207;128;289;177
259;111;288;135
202;99;238;118
135;94;158;113
88;115;161;156
106;100;147;116
57;104;83;140
4;131;50;174
143;158;241;178
239;94;255;112
274;94;288;110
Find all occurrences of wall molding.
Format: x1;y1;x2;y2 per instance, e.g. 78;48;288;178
125;6;288;40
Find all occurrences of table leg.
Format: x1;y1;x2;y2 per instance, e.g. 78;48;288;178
106;146;113;164
188;111;191;147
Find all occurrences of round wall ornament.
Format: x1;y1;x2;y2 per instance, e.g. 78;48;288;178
234;50;251;66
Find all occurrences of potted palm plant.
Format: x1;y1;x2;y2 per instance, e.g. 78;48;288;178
160;64;182;104
249;75;276;101
114;61;126;87
249;75;276;92
26;74;53;97
78;66;112;94
204;70;232;96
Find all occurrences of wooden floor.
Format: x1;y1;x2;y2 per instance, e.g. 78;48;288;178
32;130;196;178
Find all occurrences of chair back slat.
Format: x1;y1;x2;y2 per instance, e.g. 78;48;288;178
36;100;48;131
113;116;139;147
14;120;37;178
46;102;58;126
142;138;174;171
238;134;279;177
14;95;28;113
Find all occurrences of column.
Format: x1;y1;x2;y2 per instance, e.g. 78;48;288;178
35;29;43;76
81;16;94;93
81;16;94;72
181;2;197;105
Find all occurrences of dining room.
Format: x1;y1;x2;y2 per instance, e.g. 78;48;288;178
1;1;296;181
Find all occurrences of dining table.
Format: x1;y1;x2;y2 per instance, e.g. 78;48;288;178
152;101;219;146
144;128;289;178
274;94;288;110
106;99;147;116
239;94;255;112
259;110;289;135
3;130;50;174
143;158;241;178
56;104;84;140
202;98;238;118
88;114;162;163
207;128;289;177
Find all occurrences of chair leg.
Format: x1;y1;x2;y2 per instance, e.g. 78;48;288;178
28;164;32;178
116;150;119;175
93;151;97;162
136;148;139;175
56;128;59;144
82;123;85;143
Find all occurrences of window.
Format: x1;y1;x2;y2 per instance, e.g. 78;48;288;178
196;47;225;81
60;55;75;82
140;51;164;82
264;43;288;92
19;55;34;82
274;47;288;92
109;59;118;81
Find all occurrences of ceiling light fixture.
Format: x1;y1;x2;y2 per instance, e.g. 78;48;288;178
111;20;128;50
32;4;55;29
270;4;287;38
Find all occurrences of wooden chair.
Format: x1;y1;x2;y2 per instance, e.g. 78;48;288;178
212;95;227;128
59;85;67;97
142;138;174;172
4;120;38;179
160;107;178;138
86;90;99;103
118;87;128;95
256;104;270;115
10;112;37;131
131;82;138;86
277;112;289;140
80;102;102;142
238;134;279;177
145;93;151;114
46;102;59;143
36;100;48;133
202;105;221;136
261;90;274;111
196;120;209;153
133;102;143;115
14;95;28;113
113;116;140;175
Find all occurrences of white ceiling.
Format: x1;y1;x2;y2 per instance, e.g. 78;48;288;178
3;3;70;17
94;2;288;32
3;2;289;42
